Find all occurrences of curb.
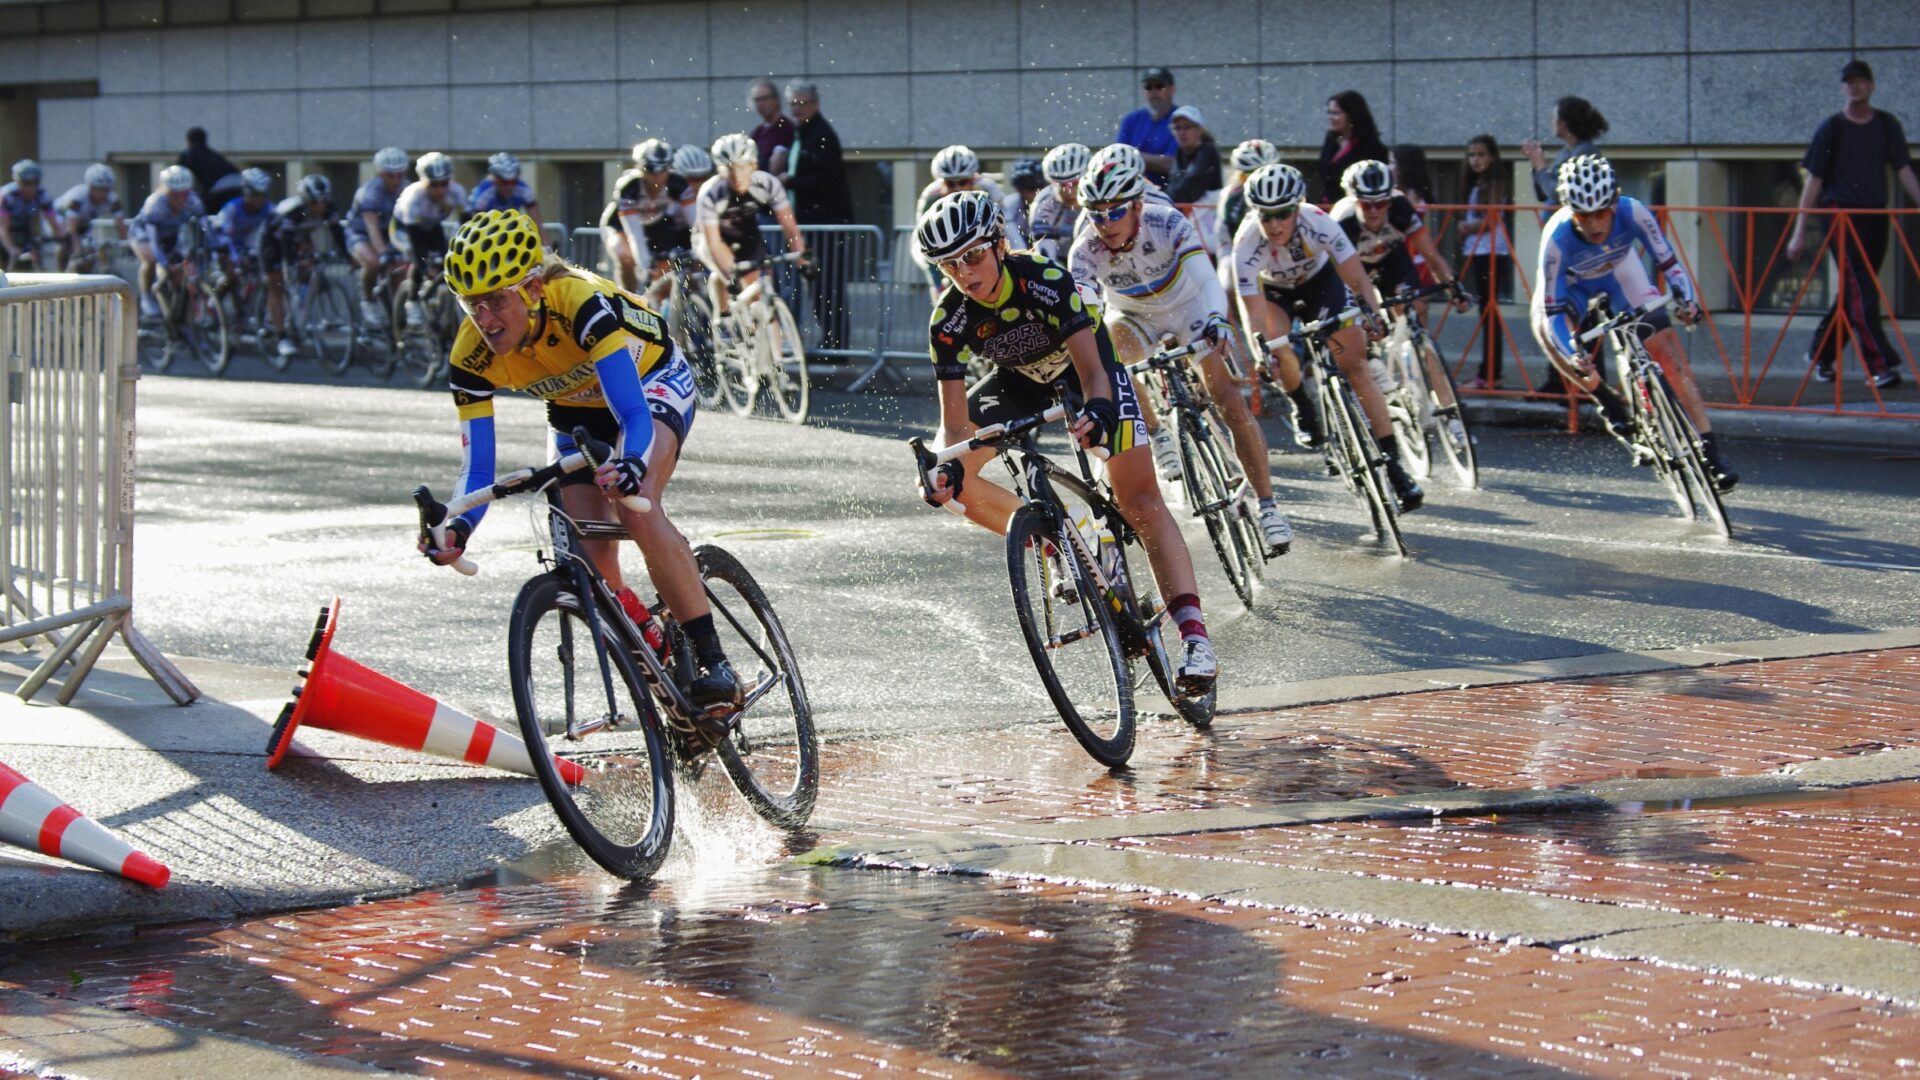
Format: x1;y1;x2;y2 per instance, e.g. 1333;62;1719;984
1465;394;1920;451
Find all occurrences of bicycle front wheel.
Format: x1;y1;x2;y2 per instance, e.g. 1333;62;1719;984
509;573;675;880
1006;504;1135;768
677;289;728;409
765;297;810;423
1330;378;1408;556
1646;373;1731;537
1387;344;1432;482
306;273;358;376
695;545;818;827
190;283;231;375
1423;339;1479;488
1634;373;1698;523
1178;416;1258;609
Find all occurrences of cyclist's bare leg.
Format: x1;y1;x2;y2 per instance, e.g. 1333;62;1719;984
1646;328;1712;432
559;418;709;623
1106;445;1200;602
1331;325;1391;437
1196;348;1274;501
132;240;159;304
267;269;288;335
606;231;640;294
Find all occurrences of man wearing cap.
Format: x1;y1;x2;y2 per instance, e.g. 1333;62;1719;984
1787;59;1920;389
1117;66;1180;188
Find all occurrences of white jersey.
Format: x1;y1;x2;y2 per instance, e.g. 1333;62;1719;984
392;179;466;230
1068;202;1226;327
1001;192;1031;252
1231;202;1355;294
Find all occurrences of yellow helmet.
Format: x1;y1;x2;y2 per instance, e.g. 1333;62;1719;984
445;209;543;296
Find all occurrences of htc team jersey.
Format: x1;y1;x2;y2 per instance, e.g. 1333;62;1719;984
927;253;1103;385
1328;193;1425;266
1230;202;1356;294
694;170;788;248
1067;201;1225;321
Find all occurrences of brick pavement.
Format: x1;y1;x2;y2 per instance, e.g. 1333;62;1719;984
6;869;1920;1079
812;648;1920;840
7;647;1920;1078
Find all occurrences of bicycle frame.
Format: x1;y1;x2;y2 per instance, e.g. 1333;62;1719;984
1127;341;1249;517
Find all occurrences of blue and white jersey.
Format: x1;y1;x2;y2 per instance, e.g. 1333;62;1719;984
344;177;402;240
215;194;276;255
1534;196;1695;358
467;177;536;214
0;182;56;240
130;189;207;250
54;185;124;230
1024;185;1078;261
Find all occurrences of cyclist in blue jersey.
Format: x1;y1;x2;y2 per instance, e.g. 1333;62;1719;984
1;160;60;271
213;168;277;280
54;163;128;270
1533;155;1736;492
467;152;542;228
347;147;411;326
260;174;339;359
130;166;208;318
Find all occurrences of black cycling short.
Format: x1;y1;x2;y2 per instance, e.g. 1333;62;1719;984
1366;246;1420;298
398;222;447;266
722;227;767;264
967;356;1147;455
1262;260;1353;324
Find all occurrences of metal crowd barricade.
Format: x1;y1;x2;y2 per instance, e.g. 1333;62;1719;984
879;225;935;379
0;274;197;705
755;224;893;389
1415;203;1919;423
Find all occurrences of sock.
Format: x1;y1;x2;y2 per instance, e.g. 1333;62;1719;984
1258;495;1277;511
1171;593;1207;643
681;613;727;668
1701;432;1725;465
1377;432;1400;461
1286;386;1317;421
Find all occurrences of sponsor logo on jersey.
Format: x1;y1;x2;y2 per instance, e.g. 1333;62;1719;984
523;361;598;400
457;340;493;374
978;321;1052;361
976;322;994;339
1027;282;1059;306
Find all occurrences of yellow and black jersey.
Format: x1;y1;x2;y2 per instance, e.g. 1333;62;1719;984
447;270;672;421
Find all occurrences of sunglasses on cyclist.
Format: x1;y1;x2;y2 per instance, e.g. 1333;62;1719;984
1086;202;1132;224
1572;206;1615;224
1359;197;1392;210
937;245;995;275
1258;206;1298;223
456;277;537;320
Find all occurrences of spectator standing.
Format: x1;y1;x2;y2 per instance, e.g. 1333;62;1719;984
748;79;794;176
1523;96;1608;207
1457;134;1513;388
178;126;242;202
1117;66;1180;188
1316;91;1388;205
1787;59;1918;388
782;82;855;350
1165;105;1222;204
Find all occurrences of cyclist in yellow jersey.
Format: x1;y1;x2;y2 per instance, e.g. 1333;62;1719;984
420;209;742;722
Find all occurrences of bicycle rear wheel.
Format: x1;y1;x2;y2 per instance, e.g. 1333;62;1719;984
509;572;675;880
1178;416;1258;609
695;544;819;828
766;297;810;423
676;289;727;409
1423;339;1479;488
1006;503;1135;768
306;273;358;375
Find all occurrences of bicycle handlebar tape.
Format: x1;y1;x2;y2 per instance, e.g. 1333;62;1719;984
266;599;586;784
0;761;170;887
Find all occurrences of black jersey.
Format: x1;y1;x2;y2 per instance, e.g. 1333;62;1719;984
1329;193;1425;266
928;252;1105;384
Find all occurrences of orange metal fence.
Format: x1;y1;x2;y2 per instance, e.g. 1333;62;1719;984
1413;203;1919;422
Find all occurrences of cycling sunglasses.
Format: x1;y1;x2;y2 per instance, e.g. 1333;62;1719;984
937;245;995;275
1258;206;1298;223
1085;202;1132;224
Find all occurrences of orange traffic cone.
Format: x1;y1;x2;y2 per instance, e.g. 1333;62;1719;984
0;762;170;887
266;599;585;784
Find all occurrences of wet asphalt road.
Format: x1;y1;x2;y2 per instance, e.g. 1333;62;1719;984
130;354;1918;737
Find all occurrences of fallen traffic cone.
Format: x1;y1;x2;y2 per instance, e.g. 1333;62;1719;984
266;599;585;784
0;762;170;887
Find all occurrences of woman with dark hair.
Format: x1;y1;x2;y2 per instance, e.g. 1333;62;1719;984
1523;95;1609;206
1458;134;1513;387
1317;90;1388;205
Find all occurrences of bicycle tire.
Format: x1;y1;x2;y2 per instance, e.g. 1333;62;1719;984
677;289;728;410
1647;373;1732;537
509;572;676;880
191;282;231;376
1178;418;1257;609
1634;372;1698;522
1331;376;1408;555
718;316;756;415
307;273;358;376
1005;503;1135;768
1390;342;1436;480
694;544;819;827
1422;338;1479;488
766;297;810;423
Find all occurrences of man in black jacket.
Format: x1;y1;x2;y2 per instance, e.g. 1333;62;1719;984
178;127;243;203
782;83;856;350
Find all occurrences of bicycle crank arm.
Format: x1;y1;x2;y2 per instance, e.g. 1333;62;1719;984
1045;625;1103;650
565;712;626;740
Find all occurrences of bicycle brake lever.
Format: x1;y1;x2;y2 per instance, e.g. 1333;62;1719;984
908;436;967;515
411;485;479;576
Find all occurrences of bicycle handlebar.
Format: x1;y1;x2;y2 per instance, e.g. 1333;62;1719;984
909;402;1116;515
1254;306;1365;356
412;427;650;577
1124;338;1207;376
1576;294;1675;347
1379;280;1467;310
